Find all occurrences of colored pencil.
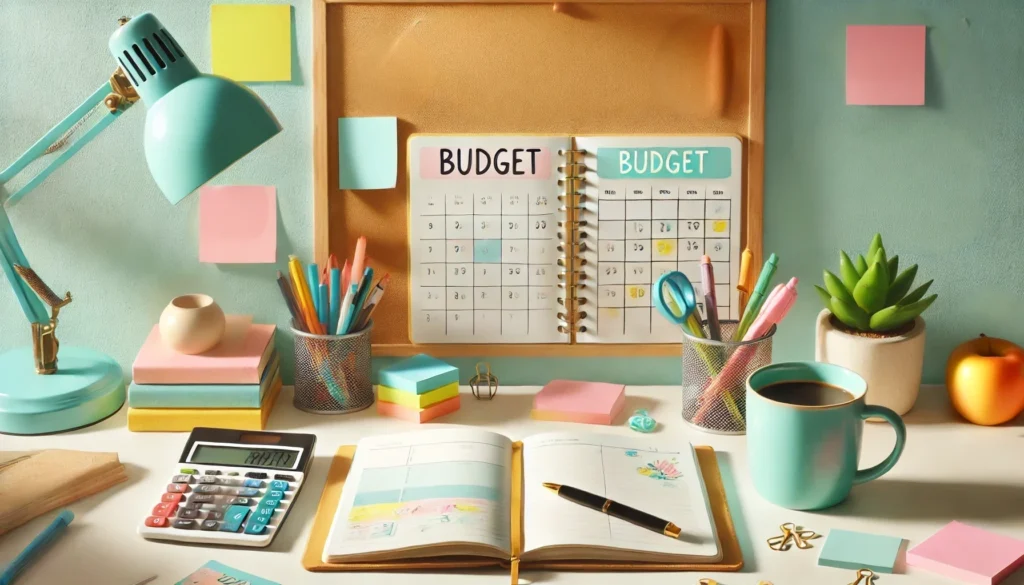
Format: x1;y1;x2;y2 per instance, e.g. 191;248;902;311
307;263;320;314
276;271;305;332
289;255;322;334
317;283;329;330
350;237;367;290
329;267;342;333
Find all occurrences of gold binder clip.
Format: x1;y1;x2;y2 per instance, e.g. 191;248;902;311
469;362;498;400
848;568;876;585
767;522;819;551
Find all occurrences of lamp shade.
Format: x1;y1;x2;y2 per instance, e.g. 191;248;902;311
109;13;281;204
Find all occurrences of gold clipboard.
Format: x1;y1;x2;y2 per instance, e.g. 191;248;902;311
302;445;743;576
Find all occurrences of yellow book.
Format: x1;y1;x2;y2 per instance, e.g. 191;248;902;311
377;382;458;409
127;375;281;432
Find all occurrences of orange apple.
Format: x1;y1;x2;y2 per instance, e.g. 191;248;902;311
946;335;1024;425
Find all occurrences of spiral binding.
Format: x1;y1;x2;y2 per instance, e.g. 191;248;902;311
556;148;589;336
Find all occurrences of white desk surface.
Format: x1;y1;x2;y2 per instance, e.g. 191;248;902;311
3;385;1023;585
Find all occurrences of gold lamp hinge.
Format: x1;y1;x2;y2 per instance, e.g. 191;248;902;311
13;265;72;375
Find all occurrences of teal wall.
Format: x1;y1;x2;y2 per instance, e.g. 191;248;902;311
2;1;1021;385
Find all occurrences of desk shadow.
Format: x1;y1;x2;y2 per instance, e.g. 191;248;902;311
269;453;336;554
822;480;1024;521
716;451;756;573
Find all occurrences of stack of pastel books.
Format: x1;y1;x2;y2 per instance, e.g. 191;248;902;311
128;315;281;432
377;354;460;423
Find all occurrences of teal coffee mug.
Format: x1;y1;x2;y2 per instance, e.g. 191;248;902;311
746;361;906;510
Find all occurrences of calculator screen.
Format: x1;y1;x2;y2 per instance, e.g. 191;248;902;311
189;444;300;470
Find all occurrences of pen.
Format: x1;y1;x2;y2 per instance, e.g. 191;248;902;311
734;253;778;340
329;267;342;333
744;278;798;341
353;274;390;330
543;483;681;539
0;509;74;585
336;283;358;335
700;255;721;341
275;271;306;332
342;267;374;334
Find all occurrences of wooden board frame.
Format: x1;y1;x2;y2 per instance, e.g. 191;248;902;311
313;0;765;357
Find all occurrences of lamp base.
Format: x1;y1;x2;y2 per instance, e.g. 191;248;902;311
0;346;126;435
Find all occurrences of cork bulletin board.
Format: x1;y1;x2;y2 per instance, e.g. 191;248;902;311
313;0;766;357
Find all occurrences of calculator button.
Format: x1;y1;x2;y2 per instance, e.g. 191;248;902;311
161;493;184;504
221;505;251;532
189;494;215;504
227;472;240;476
177;509;200;519
198;476;219;484
269;480;289;491
228;497;251;506
205;470;222;475
243;479;263;488
152;503;178;517
266;490;284;500
166;484;189;494
171;474;193;484
273;474;296;481
201;520;220;531
179;468;198;474
260;499;280;510
145;516;169;528
243;521;267;535
245;472;268;479
205;510;224;520
256;506;276;517
195;485;220;494
237;488;260;497
172;519;196;530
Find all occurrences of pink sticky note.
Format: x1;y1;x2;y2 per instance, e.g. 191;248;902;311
531;380;625;425
907;521;1024;584
199;185;277;263
846;25;926;106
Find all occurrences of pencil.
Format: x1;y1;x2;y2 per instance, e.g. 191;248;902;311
289;255;323;334
276;271;305;332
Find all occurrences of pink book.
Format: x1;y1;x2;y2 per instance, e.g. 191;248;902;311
133;315;276;384
907;521;1024;585
531;380;625;425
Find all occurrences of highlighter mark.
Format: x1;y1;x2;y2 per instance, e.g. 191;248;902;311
655;239;675;257
712;220;728;233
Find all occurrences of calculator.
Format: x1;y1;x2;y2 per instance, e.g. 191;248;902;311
138;428;316;547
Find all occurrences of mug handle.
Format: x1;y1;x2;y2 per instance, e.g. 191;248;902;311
853;405;907;485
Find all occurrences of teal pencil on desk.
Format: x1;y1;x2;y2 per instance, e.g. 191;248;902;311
0;509;74;585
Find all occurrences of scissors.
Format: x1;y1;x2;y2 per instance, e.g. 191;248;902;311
767;522;821;551
653;271;705;338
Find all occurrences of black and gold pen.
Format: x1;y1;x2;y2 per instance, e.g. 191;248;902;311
542;482;682;539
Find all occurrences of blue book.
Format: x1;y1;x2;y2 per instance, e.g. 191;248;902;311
128;354;279;408
175;560;280;585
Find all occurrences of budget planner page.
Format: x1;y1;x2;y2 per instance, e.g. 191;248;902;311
408;135;571;344
576;136;743;343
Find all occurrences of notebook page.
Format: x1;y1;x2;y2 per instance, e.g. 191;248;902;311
521;431;719;559
575;135;743;343
408;135;571;344
323;428;513;561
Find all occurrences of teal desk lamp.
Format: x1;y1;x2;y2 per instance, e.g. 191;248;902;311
0;13;281;435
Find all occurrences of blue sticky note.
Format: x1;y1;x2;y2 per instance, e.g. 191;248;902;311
818;528;904;573
338;116;398;190
378;354;459;394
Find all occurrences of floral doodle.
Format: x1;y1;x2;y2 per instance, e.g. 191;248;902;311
637;458;682;481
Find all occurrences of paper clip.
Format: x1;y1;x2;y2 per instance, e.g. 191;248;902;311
848;569;875;585
767;522;820;551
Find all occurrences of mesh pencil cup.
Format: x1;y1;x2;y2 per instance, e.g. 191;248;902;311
291;323;374;414
681;320;774;434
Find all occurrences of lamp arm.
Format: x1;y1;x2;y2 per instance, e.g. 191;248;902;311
0;74;136;325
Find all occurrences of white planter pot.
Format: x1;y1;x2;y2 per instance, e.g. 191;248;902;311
814;309;925;416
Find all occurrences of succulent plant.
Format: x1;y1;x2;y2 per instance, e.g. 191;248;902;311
815;234;937;333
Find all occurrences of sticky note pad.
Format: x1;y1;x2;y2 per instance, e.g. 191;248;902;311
847;25;926;105
531;380;626;425
211;4;292;82
907;521;1024;585
378;382;458;409
818;529;904;573
338;117;398;190
199;186;277;264
378;395;460;423
378;354;459;394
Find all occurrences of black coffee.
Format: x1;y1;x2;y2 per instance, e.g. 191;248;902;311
757;381;854;406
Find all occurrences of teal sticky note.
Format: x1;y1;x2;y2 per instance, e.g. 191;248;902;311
818;529;904;573
378;354;459;394
338;116;398;190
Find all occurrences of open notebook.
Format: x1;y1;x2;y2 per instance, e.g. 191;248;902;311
408;134;743;344
322;429;721;565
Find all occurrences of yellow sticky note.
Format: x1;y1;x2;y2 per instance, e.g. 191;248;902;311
211;4;291;82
